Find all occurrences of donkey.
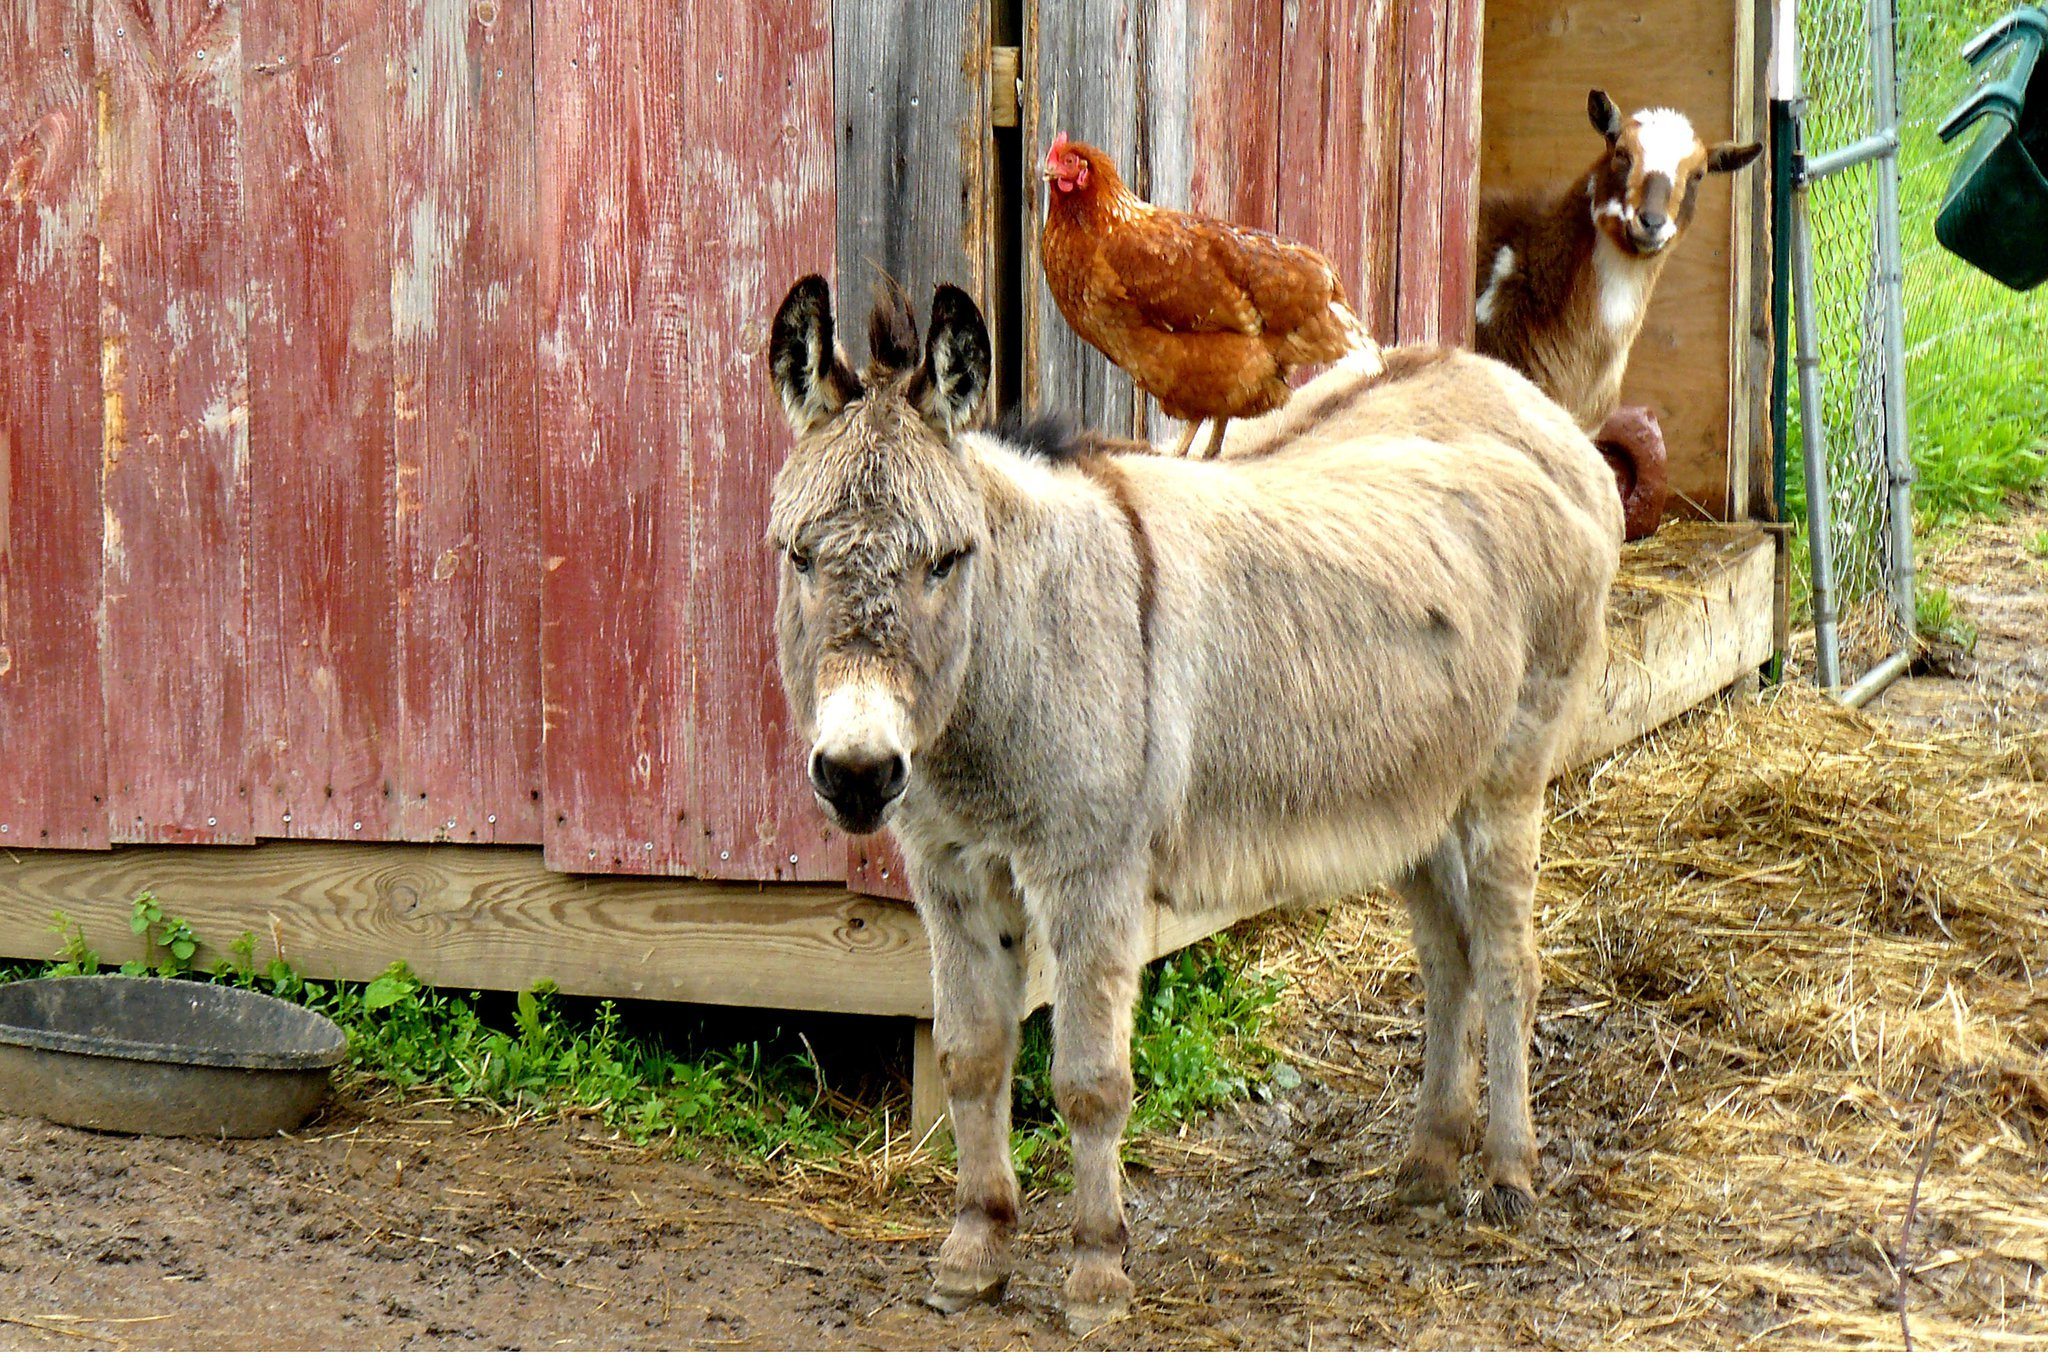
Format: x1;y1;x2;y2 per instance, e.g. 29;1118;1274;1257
1473;89;1762;431
766;276;1621;1328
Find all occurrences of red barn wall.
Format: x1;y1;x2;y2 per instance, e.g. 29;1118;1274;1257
1;0;1482;887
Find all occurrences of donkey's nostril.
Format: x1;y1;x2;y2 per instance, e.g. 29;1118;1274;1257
808;750;910;832
877;753;908;803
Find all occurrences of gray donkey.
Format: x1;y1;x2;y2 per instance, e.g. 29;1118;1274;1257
765;276;1621;1328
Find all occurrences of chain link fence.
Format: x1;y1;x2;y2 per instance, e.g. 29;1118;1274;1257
1790;0;2048;692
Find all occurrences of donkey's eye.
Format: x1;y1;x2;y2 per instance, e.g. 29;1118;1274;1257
788;546;814;576
929;549;965;582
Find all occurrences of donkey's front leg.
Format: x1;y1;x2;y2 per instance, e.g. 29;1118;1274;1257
921;868;1028;1313
1045;870;1146;1331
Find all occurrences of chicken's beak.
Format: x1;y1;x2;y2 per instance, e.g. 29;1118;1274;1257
1039;163;1060;183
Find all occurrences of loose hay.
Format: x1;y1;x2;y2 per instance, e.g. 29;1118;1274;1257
1177;684;2048;1348
805;684;2045;1347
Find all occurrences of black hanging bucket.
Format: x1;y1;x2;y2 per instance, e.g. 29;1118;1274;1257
1935;6;2048;291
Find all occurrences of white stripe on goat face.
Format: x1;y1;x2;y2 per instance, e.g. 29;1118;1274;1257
1630;108;1700;247
811;676;912;775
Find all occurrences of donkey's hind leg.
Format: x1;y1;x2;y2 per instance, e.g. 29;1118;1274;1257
1464;791;1547;1225
919;858;1029;1313
1392;835;1481;1210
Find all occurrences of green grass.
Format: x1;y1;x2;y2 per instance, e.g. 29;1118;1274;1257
2028;529;2048;559
9;898;1285;1185
1914;584;1979;653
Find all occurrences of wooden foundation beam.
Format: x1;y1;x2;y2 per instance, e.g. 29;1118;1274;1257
0;841;932;1018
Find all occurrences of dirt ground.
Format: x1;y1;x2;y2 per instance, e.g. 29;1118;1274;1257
1874;498;2048;731
3;505;2044;1351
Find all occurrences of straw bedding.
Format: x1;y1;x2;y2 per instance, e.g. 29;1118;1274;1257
808;684;2047;1346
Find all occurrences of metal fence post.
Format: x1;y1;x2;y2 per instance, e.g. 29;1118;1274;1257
1866;0;1918;637
1788;97;1844;691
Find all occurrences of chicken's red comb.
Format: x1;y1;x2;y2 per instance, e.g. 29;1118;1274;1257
1046;131;1071;165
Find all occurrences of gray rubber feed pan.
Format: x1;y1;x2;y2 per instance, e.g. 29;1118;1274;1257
0;976;348;1137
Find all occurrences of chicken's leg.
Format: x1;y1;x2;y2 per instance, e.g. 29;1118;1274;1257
1202;417;1230;460
1169;420;1202;460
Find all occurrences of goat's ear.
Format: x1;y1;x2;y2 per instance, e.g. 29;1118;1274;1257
908;284;991;437
770;275;863;436
1707;140;1764;174
1588;89;1623;142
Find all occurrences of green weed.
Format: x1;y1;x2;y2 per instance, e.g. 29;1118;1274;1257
1914;585;1978;654
10;895;1286;1183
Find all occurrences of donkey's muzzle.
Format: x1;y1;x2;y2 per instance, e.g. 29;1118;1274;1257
809;750;909;833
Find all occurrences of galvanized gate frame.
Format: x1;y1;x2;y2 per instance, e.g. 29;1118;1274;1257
1783;0;1920;700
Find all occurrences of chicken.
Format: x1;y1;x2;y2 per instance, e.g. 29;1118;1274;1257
1039;132;1379;458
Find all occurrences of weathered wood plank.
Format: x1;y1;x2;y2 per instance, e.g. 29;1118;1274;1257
242;0;400;843
1188;0;1282;230
679;1;842;881
0;0;109;850
1277;0;1404;341
391;0;543;844
0;841;933;1018
1569;523;1775;767
1022;0;1144;436
535;0;692;874
1395;0;1447;343
95;0;253;845
836;0;988;896
833;0;992;359
1482;0;1747;517
1436;0;1485;346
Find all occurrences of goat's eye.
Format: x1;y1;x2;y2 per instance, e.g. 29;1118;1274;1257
929;549;964;582
788;546;813;576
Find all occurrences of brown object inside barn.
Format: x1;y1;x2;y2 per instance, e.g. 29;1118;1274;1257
2;0;1771;1138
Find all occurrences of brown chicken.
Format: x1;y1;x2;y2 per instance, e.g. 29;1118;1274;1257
1039;133;1378;458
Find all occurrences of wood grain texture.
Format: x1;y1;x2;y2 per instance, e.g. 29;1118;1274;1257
391;0;543;843
833;0;992;360
536;0;692;875
1394;0;1447;343
1277;0;1404;341
0;0;109;849
0;840;934;1017
1482;0;1747;517
243;0;400;843
1023;0;1146;436
679;0;842;882
1568;522;1774;766
1436;0;1485;346
95;0;253;845
834;0;990;895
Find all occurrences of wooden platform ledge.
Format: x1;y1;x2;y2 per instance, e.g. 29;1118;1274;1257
0;522;1773;1136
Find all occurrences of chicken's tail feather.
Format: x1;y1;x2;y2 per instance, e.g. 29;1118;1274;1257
1328;300;1385;379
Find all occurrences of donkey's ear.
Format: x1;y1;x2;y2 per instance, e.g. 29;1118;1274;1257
770;275;863;436
1588;89;1623;142
1707;140;1764;174
907;284;991;437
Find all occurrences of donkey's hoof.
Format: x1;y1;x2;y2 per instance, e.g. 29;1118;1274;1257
1390;1159;1461;1211
1062;1260;1133;1336
925;1274;1008;1315
1475;1182;1535;1226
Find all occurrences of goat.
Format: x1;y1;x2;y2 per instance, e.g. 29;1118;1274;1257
766;276;1620;1330
1473;89;1762;431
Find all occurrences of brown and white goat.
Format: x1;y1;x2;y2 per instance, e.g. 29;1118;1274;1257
1473;90;1762;431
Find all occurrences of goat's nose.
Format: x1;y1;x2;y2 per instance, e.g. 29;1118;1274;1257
1638;209;1669;232
808;750;909;832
